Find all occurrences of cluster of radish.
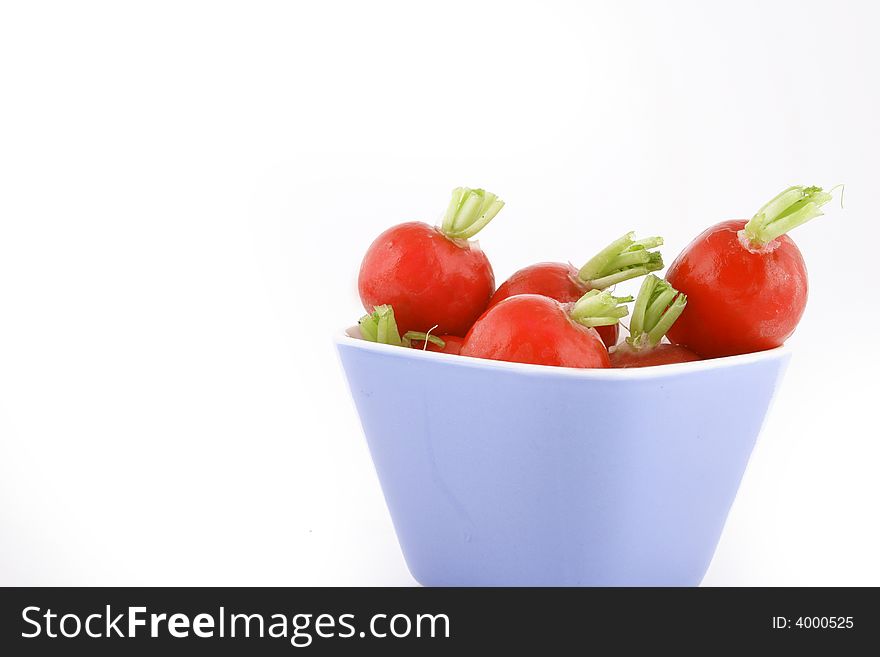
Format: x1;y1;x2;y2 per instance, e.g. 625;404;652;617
356;185;835;369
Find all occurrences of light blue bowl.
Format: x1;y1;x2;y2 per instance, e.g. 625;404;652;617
336;330;790;586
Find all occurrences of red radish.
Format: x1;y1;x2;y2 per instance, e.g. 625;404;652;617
460;290;632;368
487;232;663;348
609;275;700;368
666;185;834;358
409;333;464;355
358;187;504;336
358;305;455;353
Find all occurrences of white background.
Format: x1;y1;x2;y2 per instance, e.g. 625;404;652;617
1;1;878;585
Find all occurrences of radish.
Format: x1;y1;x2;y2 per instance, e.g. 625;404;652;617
358;187;504;336
487;232;663;347
408;334;464;355
460;290;632;368
358;305;457;353
609;275;700;368
666;185;834;358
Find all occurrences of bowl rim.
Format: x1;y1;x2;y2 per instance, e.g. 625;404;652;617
335;327;792;380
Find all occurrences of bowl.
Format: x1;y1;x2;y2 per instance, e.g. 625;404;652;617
336;329;790;586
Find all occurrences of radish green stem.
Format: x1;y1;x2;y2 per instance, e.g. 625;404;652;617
570;289;633;328
440;187;505;240
577;232;664;289
359;305;405;346
742;185;834;246
627;275;687;349
403;331;446;349
359;307;446;349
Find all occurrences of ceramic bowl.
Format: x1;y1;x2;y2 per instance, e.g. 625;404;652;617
336;329;790;586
